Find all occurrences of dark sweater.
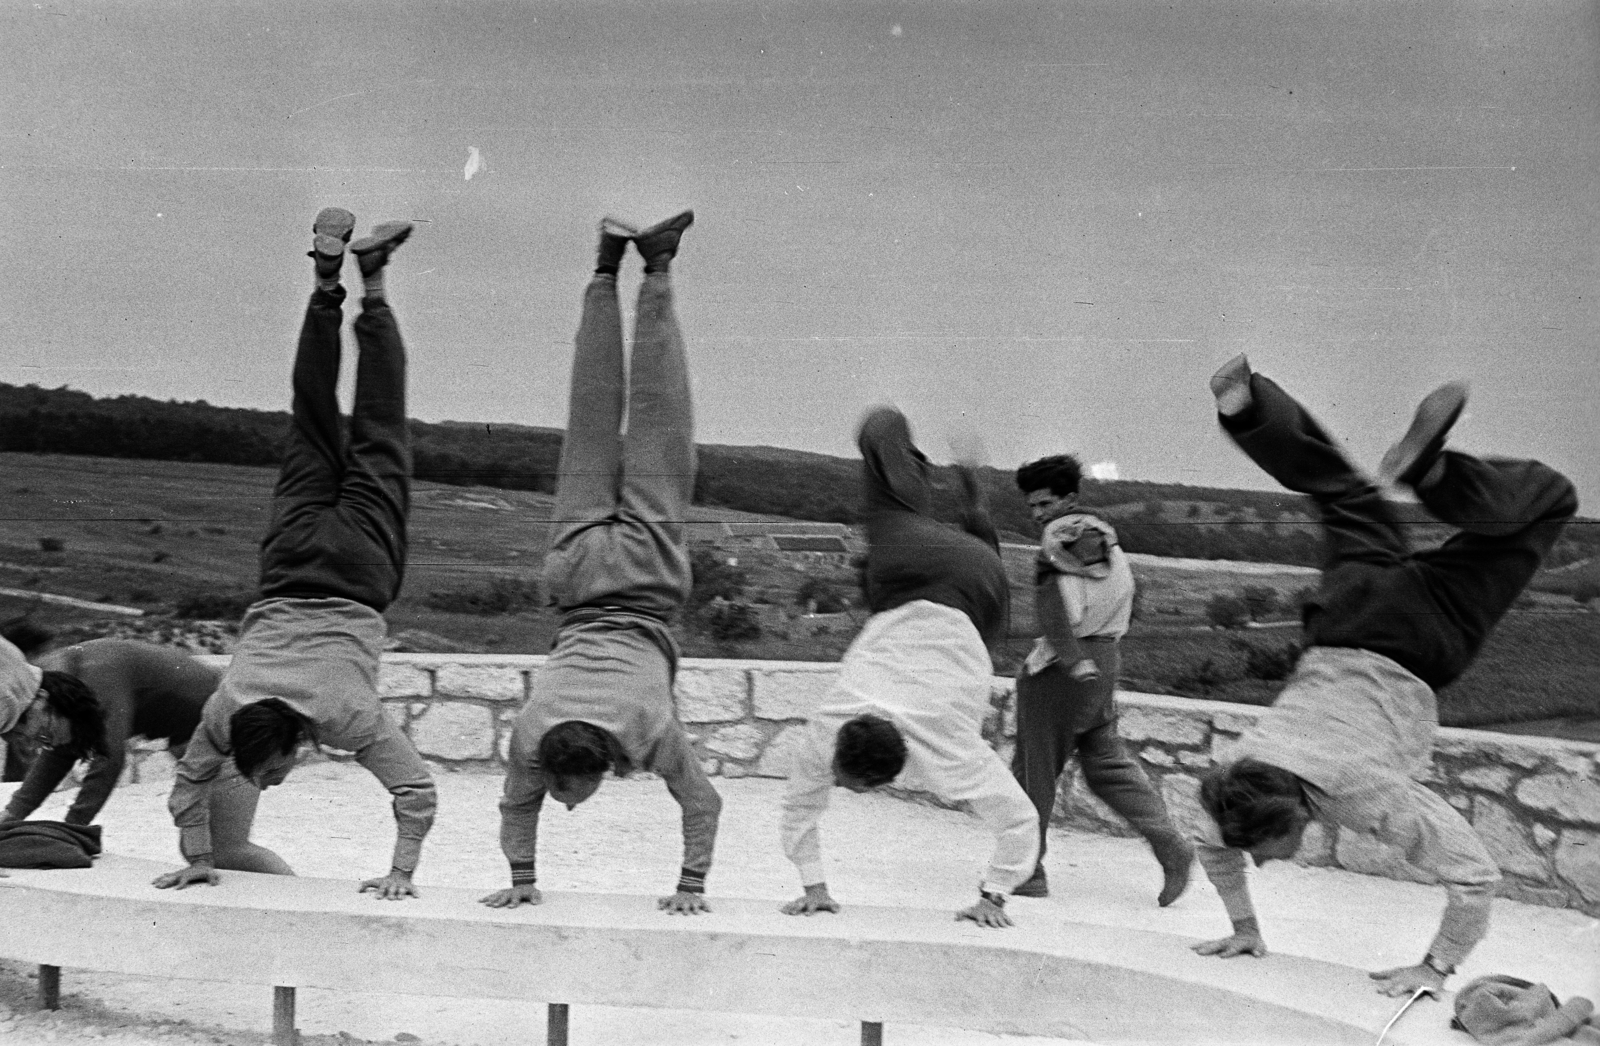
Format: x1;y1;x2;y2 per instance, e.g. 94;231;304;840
856;407;1009;644
2;641;221;826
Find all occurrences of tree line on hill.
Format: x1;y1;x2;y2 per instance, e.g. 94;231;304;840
3;382;1596;568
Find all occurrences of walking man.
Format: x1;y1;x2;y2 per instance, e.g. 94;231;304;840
1010;454;1193;905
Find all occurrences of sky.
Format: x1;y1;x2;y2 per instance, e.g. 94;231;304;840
3;0;1597;505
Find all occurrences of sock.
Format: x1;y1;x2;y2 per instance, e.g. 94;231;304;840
362;268;386;301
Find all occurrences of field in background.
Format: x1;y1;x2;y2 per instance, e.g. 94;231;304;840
2;452;1594;735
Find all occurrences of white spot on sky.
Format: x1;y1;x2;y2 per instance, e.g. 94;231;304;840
464;146;483;181
1087;461;1120;480
890;23;903;36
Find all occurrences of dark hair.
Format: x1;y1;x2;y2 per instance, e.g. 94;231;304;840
538;720;613;778
1199;758;1309;850
834;714;907;787
1;617;55;658
1015;455;1083;497
231;699;304;778
38;670;108;759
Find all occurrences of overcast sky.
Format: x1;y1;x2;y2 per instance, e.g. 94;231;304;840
3;0;1596;505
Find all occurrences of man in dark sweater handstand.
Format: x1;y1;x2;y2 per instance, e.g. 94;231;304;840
482;212;723;916
155;209;437;899
1191;354;1577;997
780;407;1037;929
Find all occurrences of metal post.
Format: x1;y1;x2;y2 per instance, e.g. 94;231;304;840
37;965;59;1010
273;986;297;1046
861;1020;884;1046
547;1003;570;1046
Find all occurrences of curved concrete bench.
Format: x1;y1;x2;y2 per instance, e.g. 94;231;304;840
0;856;1457;1046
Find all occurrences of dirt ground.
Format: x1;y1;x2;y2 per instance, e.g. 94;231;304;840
2;766;1596;1046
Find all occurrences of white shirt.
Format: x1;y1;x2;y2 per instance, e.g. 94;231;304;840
780;600;1039;894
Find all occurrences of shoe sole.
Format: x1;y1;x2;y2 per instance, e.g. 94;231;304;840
352;221;414;256
312;207;356;245
639;209;694;238
1378;381;1468;486
601;216;640;238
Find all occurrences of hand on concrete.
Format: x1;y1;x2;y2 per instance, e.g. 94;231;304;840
781;884;841;917
360;869;419;900
658;891;712;916
1068;659;1100;682
1369;964;1445;998
480;884;543;909
956;897;1013;929
151;863;220;890
1191;929;1267;958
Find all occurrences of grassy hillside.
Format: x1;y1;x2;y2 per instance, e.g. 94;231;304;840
16;380;1597;568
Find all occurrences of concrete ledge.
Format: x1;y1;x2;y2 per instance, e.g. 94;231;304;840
0;856;1462;1045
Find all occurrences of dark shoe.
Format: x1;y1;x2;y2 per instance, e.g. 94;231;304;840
1153;837;1194;908
596;216;637;274
351;221;415;275
634;209;694;272
309;207;356;279
1378;381;1468;489
1012;866;1049;898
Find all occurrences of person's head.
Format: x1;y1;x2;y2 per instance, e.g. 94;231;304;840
832;714;907;792
7;670;107;762
1199;759;1313;866
1015;455;1084;527
1452;975;1582;1046
231;698;305;789
538;720;613;810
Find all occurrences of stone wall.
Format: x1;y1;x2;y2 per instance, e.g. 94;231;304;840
110;654;1595;916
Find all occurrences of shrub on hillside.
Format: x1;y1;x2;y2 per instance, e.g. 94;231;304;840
1239;585;1281;621
704;599;762;644
795;576;850;614
423;575;542;616
173;589;257;621
689;547;749;607
1205;593;1251;630
1231;638;1303;681
38;537;64;553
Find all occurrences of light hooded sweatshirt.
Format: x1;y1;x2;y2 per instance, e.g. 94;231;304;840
1192;646;1501;970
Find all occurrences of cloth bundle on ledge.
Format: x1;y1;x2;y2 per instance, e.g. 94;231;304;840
0;820;102;868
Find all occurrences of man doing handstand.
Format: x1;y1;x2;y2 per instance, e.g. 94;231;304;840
154;209;437;899
1010;455;1193;905
1191;354;1576;996
482;211;723;916
780;408;1038;928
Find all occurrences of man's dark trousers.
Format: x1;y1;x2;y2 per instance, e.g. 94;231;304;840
1012;639;1184;865
258;287;410;612
1221;373;1577;692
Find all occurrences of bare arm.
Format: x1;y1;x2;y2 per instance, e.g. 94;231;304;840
1;747;79;823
